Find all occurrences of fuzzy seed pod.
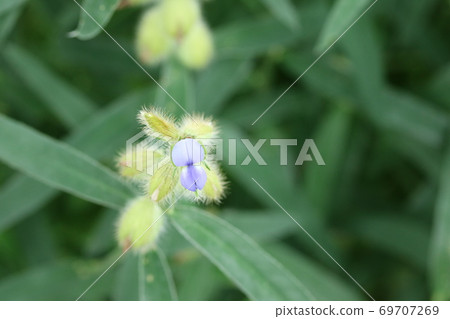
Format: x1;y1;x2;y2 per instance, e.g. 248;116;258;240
161;0;201;39
177;21;214;69
117;196;165;252
136;8;174;65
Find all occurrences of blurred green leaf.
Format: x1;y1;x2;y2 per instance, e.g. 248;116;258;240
0;114;135;209
0;89;152;231
0;261;111;300
0;6;22;45
114;249;177;300
316;0;373;52
214;17;300;59
430;143;450;300
265;243;362;300
84;208;117;256
304;105;353;216
258;0;298;29
170;205;315;300
196;59;253;114
155;59;195;116
0;0;27;14
347;214;429;270
72;0;120;40
139;249;178;300
2;45;97;129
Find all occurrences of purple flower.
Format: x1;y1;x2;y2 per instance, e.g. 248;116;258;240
171;138;207;191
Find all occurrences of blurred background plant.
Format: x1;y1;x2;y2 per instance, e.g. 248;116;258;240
0;0;449;301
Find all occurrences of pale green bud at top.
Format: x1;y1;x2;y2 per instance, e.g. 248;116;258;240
117;196;165;252
136;8;174;65
138;108;179;140
161;0;200;39
177;21;214;70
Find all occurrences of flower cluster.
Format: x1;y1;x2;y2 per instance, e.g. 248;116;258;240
118;108;226;204
135;0;214;69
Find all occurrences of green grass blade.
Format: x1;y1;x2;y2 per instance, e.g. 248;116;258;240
72;0;120;40
0;5;22;45
170;205;315;300
429;143;450;300
258;0;299;29
0;114;135;209
316;0;372;52
3;45;97;129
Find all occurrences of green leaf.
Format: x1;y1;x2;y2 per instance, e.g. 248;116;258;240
0;5;22;45
430;143;450;300
196;59;253;114
0;0;27;14
316;0;373;52
138;249;178;300
72;0;120;40
170;205;315;300
304;105;353;217
258;0;299;30
0;114;135;209
265;243;362;300
214;17;300;59
347;214;429;270
2;45;97;129
114;249;177;301
155;59;195;117
0;261;112;300
0;89;152;231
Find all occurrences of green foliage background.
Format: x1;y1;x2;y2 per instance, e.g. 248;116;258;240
0;0;449;301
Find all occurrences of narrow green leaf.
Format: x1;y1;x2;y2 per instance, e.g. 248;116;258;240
72;0;120;40
196;59;252;114
316;0;372;52
347;214;429;270
259;0;299;29
0;89;152;231
430;143;450;300
214;17;301;59
0;0;27;14
114;249;177;301
304;106;353;216
3;45;97;128
0;5;22;45
155;59;195;117
0;261;112;300
0;114;135;209
265;243;362;301
170;205;315;300
139;249;178;300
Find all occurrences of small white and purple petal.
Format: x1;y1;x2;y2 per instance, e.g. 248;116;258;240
171;138;205;167
180;165;207;191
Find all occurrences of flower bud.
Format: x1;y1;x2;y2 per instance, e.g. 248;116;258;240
117;196;165;252
180;115;217;138
148;162;180;202
136;8;174;65
161;0;200;39
177;21;214;69
139;108;179;140
117;148;162;179
202;163;226;203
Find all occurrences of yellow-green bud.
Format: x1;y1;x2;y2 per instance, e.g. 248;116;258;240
148;162;180;202
202;163;226;203
161;0;200;39
117;148;162;179
136;8;174;65
117;196;165;252
180;114;217;138
139;108;179;140
177;21;214;69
